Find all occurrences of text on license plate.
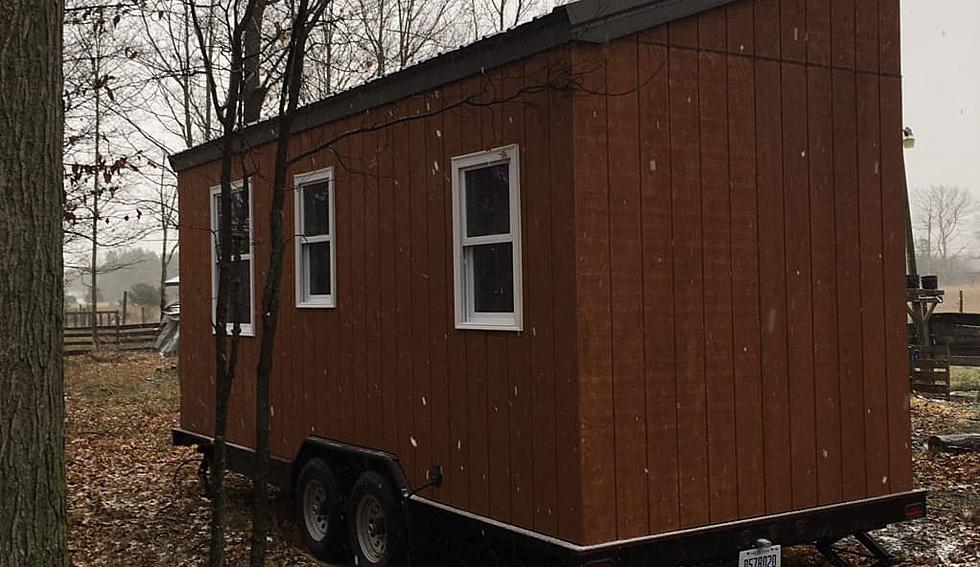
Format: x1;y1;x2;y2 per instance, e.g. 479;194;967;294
738;545;781;567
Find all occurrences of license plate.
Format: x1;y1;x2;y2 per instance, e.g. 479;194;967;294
738;544;781;567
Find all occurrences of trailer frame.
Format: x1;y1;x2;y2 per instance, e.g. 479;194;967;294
173;428;927;567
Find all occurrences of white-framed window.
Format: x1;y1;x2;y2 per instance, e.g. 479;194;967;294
451;144;523;331
210;179;255;336
294;168;336;308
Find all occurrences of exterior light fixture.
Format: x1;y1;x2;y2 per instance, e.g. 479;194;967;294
903;126;916;149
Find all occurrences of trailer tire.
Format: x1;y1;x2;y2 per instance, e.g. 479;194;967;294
348;471;405;566
295;458;348;562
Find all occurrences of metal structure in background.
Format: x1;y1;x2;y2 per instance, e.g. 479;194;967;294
903;127;952;396
907;274;945;345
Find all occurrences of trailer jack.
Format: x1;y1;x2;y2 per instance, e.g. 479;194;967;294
197;448;212;497
815;532;895;567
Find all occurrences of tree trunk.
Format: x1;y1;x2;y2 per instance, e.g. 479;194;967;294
160;224;169;318
191;2;261;564
250;3;322;563
90;31;102;346
0;1;68;565
159;161;169;319
242;0;268;123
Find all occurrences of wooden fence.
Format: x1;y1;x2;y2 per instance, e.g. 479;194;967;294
923;313;980;367
64;322;159;356
909;345;951;397
65;309;121;329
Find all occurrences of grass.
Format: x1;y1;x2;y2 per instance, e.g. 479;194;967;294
951;366;980;391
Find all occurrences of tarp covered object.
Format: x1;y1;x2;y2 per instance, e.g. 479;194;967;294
156;302;179;357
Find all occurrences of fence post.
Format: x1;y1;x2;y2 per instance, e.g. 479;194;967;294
959;290;964;313
122;291;128;325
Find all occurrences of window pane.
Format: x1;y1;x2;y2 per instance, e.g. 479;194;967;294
465;163;510;237
213;194;223;256
214;188;250;257
219;259;250;325
469;243;513;313
302;181;330;236
231;188;250;256
306;241;331;296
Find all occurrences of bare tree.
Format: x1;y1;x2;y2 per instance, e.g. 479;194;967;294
108;159;180;320
353;0;393;76
242;0;269;122
64;1;150;343
474;0;545;34
110;2;222;324
0;1;67;564
132;0;215;148
302;0;361;99
394;0;455;67
913;185;976;279
250;2;334;563
351;0;457;78
188;1;261;564
152;159;180;315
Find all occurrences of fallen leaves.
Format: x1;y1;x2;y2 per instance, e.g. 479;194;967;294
66;352;323;566
65;354;980;566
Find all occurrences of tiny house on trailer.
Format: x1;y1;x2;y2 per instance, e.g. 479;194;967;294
170;0;926;564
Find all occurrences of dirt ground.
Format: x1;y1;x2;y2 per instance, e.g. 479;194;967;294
66;352;980;566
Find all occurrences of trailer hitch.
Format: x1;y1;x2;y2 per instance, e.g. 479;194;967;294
816;532;896;567
197;446;212;497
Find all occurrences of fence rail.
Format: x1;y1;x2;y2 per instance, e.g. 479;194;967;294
65;309;121;329
910;345;951;397
64;322;159;355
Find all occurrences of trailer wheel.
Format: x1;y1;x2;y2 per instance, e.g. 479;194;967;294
348;471;405;566
295;458;347;562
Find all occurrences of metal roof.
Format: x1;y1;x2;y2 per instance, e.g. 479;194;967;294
169;0;737;172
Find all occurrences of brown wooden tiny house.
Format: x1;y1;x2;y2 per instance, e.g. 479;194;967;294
172;0;924;563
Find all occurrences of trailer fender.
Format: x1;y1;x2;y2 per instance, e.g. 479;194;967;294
290;437;411;500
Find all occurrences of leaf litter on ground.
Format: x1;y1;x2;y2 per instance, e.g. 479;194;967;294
66;352;322;566
66;353;979;566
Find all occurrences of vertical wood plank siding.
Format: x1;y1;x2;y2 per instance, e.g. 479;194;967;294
698;8;738;525
178;51;583;541
569;0;910;544
571;41;617;544
177;0;911;547
525;52;559;535
607;36;649;539
638;25;681;535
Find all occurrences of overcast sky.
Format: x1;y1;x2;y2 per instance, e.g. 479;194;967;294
118;1;978;264
902;0;980;194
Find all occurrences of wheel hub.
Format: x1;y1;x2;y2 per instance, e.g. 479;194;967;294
303;480;330;541
357;494;387;562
